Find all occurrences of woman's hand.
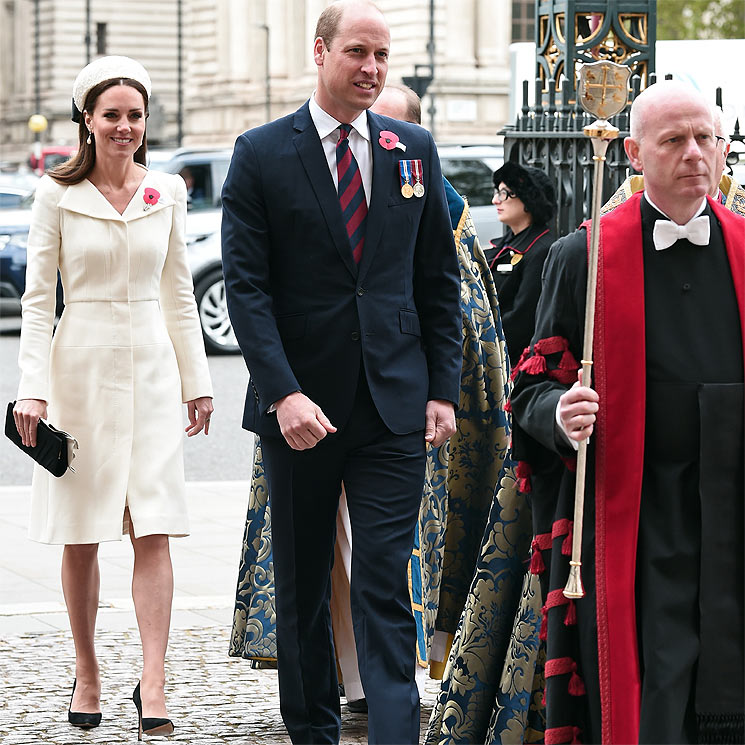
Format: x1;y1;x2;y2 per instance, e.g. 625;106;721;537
14;399;48;447
185;396;214;437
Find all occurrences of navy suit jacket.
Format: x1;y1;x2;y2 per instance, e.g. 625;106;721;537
221;101;462;438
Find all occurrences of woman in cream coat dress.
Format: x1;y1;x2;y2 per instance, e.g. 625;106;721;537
13;56;213;737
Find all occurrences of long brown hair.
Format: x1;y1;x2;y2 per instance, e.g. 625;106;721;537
51;78;149;185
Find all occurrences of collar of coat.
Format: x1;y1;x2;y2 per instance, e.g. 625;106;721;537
57;169;175;222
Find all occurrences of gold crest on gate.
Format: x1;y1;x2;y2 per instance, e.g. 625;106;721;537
577;61;631;120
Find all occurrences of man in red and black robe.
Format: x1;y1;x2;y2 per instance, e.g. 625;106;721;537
510;81;744;744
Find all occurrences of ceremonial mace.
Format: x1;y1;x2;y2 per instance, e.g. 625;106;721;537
563;61;630;600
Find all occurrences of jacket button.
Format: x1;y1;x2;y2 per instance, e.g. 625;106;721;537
357;287;365;296
351;331;360;341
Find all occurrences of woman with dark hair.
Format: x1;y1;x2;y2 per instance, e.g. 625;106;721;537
485;162;557;366
13;56;213;739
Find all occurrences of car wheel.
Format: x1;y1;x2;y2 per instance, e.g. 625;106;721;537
194;268;240;355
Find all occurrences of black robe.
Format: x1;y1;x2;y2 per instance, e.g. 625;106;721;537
485;222;553;366
510;192;745;744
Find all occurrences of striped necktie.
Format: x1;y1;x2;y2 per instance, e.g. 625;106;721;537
336;124;367;264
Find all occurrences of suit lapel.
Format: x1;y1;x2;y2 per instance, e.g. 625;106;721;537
293;103;358;279
358;111;389;284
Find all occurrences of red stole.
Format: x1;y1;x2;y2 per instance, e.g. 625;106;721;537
584;192;745;744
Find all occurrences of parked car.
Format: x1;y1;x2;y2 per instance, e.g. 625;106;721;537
0;204;62;318
0;218;31;317
186;231;237;354
28;145;77;174
0;186;34;209
147;148;236;354
147;147;231;244
437;144;504;242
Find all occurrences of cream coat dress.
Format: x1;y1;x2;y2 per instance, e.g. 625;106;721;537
17;168;213;544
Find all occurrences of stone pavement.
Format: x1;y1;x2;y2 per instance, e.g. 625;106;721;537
0;481;439;744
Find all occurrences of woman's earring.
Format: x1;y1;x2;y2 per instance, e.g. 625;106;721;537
86;130;92;145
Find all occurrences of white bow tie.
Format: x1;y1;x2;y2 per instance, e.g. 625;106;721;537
652;215;710;251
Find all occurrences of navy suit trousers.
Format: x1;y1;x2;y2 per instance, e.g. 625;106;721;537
261;373;425;745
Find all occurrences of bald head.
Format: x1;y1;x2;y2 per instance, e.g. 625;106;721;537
624;81;716;223
371;85;422;124
628;80;713;141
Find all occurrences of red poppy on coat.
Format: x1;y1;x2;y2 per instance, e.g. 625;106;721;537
378;130;399;150
143;188;161;206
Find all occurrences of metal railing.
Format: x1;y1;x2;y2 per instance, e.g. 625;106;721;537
502;73;740;237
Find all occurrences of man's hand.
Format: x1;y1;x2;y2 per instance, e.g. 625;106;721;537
276;392;337;450
558;372;599;443
424;399;457;447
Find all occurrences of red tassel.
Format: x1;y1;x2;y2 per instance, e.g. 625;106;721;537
516;461;532;494
562;524;573;556
504;397;512;413
522;354;547;375
558;348;579;371
541;689;547;707
564;599;577;626
572;726;582;744
530;539;545;574
539;607;548;640
568;663;586;696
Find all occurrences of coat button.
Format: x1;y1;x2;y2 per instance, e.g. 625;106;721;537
682;282;691;292
357;287;365;296
351;331;360;341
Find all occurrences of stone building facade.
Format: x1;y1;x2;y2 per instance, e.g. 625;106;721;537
0;0;181;164
0;0;528;165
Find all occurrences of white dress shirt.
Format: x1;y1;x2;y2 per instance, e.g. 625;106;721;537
309;94;373;206
644;192;707;222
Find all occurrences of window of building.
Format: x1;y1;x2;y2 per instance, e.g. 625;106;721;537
512;0;535;42
96;22;107;55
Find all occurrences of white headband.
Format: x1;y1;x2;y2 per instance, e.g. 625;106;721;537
72;55;152;114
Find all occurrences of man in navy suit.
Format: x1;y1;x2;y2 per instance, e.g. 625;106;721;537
221;1;462;743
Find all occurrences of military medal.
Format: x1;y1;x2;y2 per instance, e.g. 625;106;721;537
399;160;414;198
412;159;424;197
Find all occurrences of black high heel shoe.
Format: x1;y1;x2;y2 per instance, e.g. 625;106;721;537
132;682;174;740
68;679;102;728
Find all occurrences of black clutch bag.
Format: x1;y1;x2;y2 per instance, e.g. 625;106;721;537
4;401;78;477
